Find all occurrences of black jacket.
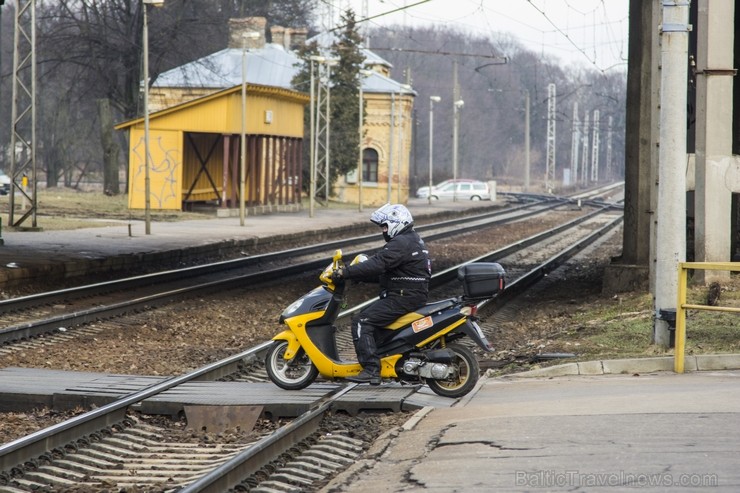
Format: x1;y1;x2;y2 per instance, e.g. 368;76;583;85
345;227;431;293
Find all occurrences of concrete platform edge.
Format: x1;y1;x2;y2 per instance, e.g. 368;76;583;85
490;353;740;378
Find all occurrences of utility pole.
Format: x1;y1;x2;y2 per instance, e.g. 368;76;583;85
654;0;690;347
452;61;464;202
524;90;530;191
591;109;600;182
9;0;37;228
605;116;613;181
545;83;556;192
387;92;395;203
310;57;335;210
570;102;580;185
581;112;590;185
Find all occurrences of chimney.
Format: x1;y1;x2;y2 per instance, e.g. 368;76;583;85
289;28;308;50
228;17;266;49
270;26;289;49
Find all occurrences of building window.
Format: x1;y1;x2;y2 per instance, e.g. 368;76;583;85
363;148;378;183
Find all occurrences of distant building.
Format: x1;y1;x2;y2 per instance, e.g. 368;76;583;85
115;17;414;212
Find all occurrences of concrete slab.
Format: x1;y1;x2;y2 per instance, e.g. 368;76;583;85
696;353;740;371
322;371;740;492
601;356;674;374
576;359;604;375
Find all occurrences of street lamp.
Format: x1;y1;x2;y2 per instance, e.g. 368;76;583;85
240;31;260;226
428;96;441;205
453;99;464;201
142;0;164;235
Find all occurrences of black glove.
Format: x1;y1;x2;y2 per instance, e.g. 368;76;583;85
331;268;346;283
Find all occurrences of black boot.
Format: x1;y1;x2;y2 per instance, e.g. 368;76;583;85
347;369;381;385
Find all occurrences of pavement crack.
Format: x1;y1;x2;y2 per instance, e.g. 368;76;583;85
435;440;533;451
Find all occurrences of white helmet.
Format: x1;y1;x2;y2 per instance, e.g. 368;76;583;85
370;203;414;240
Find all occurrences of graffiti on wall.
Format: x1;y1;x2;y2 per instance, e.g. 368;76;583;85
131;135;181;209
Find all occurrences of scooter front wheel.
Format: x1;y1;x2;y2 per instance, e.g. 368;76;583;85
265;341;319;390
425;344;480;398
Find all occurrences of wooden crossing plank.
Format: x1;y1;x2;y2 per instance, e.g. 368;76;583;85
0;368;452;418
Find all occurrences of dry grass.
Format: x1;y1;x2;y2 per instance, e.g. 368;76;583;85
545;276;740;360
0;187;211;231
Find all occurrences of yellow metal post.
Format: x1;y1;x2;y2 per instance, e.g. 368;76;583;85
674;261;740;373
674;263;688;373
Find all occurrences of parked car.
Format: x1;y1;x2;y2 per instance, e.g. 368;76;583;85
415;179;476;199
428;180;491;201
0;170;10;195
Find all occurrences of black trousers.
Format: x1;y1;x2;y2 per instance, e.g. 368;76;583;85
350;290;426;374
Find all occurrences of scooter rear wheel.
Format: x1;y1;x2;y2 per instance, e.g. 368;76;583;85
265;340;319;390
425;344;479;398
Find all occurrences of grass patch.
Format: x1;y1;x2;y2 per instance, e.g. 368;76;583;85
546;276;740;361
0;187;213;231
550;292;656;360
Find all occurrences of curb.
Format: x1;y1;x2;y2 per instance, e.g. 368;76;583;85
490;353;740;378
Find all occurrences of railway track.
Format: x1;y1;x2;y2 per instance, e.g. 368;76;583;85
0;197;592;350
0;200;623;492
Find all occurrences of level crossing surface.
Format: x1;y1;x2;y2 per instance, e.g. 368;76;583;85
0;367;451;419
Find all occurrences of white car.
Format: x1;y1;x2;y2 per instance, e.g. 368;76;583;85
416;179;476;199
0;170;10;195
427;180;490;201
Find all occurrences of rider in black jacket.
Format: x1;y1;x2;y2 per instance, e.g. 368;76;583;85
334;204;431;384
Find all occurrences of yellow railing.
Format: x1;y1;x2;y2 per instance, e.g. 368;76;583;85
675;262;740;373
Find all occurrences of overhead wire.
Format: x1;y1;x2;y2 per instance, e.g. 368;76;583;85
352;0;627;73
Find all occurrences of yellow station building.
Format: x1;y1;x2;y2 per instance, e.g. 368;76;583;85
115;18;415;212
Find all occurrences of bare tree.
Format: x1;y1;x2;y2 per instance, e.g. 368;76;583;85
28;0;316;192
368;24;626;191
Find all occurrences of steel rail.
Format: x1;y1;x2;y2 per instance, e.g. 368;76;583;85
0;200;566;345
152;211;627;491
0;201;530;312
0;341;273;473
178;384;357;493
0;205;623;487
336;206;619;319
478;213;624;311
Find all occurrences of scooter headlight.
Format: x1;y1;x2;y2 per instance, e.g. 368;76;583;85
282;299;304;317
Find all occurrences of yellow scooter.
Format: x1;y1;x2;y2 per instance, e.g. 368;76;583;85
265;250;505;398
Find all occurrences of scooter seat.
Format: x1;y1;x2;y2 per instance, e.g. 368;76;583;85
385;299;456;329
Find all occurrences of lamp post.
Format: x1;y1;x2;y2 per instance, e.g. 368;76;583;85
428;96;440;205
452;99;464;202
240;31;260;226
142;0;163;235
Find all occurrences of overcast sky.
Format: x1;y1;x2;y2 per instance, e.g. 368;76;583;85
337;0;629;72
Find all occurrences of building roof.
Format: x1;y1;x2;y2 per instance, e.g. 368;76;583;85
308;31;393;70
362;70;415;95
152;39;415;97
153;43;299;90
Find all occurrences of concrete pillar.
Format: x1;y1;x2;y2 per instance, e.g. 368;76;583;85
694;0;735;283
603;0;660;294
654;0;690;347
